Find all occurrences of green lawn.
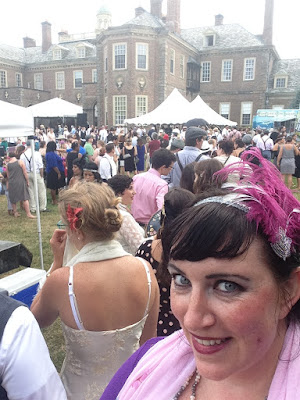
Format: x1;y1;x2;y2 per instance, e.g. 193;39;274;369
0;192;65;370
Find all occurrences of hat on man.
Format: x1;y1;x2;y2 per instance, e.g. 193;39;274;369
163;134;169;140
185;127;206;142
201;140;213;153
242;134;252;145
171;138;185;150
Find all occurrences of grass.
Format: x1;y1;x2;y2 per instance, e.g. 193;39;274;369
0;192;65;371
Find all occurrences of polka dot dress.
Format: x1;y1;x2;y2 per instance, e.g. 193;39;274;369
136;239;181;336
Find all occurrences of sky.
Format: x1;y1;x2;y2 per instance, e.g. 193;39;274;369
1;0;300;59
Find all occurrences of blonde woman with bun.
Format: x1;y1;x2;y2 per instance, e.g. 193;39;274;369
31;181;159;400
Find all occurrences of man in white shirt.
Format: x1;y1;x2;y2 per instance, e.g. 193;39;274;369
252;129;262;146
100;143;117;182
20;140;48;213
256;129;274;160
99;125;108;143
0;293;66;399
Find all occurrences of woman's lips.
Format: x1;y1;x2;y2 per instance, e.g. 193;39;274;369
191;335;231;355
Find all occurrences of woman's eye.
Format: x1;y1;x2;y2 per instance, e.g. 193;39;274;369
216;281;242;293
172;274;190;287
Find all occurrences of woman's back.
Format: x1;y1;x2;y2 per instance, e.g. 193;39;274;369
58;255;157;399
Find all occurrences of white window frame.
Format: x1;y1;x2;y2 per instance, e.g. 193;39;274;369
219;102;231;119
56;71;65;90
104;46;108;73
104;96;108;125
113;43;127;70
34;73;43;90
136;43;148;70
73;70;83;89
135;95;148;117
92;69;97;83
53;49;62;60
243;58;256;81
113;95;127;125
15;72;22;87
170;49;175;75
274;76;288;89
180;55;185;79
201;61;211;82
77;46;86;59
240;102;253;125
221;59;233;82
204;34;215;47
0;70;7;88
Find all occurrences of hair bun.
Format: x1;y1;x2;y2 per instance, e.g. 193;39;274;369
104;208;122;232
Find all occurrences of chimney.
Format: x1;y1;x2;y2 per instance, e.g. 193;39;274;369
263;0;274;45
150;0;163;19
23;37;36;48
41;21;52;53
58;30;69;43
215;14;224;26
135;7;144;17
166;0;181;34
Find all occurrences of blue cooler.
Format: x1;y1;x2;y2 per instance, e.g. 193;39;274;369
0;268;46;307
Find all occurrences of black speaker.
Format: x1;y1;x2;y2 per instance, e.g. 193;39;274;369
77;113;87;127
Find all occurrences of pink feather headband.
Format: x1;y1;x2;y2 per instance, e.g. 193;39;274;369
195;149;300;261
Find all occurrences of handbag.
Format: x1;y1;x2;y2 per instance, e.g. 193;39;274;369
123;153;131;159
134;156;139;164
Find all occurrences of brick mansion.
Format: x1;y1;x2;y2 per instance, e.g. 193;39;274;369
0;0;299;127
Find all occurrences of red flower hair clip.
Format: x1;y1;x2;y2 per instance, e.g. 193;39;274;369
66;204;83;231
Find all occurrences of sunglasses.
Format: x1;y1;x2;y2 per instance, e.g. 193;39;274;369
57;220;67;229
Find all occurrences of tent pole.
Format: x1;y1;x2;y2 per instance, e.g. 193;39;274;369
30;139;44;270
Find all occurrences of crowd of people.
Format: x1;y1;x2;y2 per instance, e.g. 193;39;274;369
0;122;300;399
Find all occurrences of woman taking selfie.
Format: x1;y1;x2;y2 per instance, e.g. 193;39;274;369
101;149;300;400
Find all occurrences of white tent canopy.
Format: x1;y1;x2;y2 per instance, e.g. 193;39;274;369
124;88;191;125
124;88;237;126
186;96;237;126
28;98;83;118
0;100;34;138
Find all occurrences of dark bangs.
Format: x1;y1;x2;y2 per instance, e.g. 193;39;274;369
162;202;257;263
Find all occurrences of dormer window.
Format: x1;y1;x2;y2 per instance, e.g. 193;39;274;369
77;46;86;59
53;49;62;60
274;75;288;89
204;34;215;47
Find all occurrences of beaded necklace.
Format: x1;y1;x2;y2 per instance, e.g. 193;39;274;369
173;370;200;400
173;370;268;400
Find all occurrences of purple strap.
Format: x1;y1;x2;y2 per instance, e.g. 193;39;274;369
100;337;164;400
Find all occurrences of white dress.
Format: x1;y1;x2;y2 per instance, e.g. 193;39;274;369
60;258;152;400
117;203;145;255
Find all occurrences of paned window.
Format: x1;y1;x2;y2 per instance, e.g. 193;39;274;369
56;72;65;90
113;96;127;125
0;70;7;88
180;55;185;79
275;77;287;88
114;44;126;69
241;102;252;125
204;35;215;47
136;96;148;117
34;73;43;90
243;58;255;80
74;70;83;88
53;49;62;60
201;61;211;82
92;69;97;83
77;47;86;58
220;103;230;119
15;73;22;87
136;43;148;70
222;60;232;81
170;49;175;74
104;46;108;72
105;97;108;125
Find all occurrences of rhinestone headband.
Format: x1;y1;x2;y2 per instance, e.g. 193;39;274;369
83;168;98;173
194;194;294;261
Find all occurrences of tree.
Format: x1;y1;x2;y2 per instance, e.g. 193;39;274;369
290;89;300;109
